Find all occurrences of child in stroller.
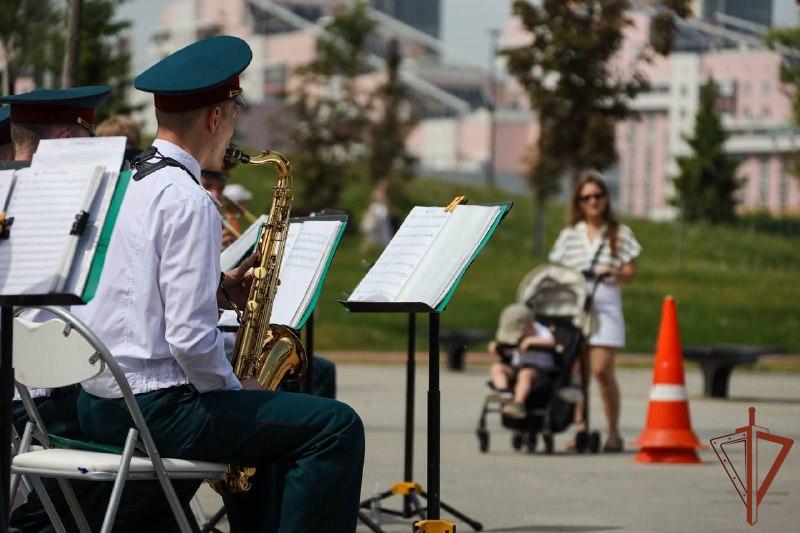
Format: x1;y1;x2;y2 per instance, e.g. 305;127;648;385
488;303;556;419
476;264;601;454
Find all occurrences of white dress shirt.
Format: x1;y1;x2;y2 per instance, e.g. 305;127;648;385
75;139;241;398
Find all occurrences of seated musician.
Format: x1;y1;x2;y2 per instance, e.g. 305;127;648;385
73;36;364;531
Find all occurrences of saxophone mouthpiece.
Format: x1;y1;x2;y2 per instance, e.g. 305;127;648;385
224;144;251;165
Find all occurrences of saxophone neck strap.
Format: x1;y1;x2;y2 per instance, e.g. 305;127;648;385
131;146;200;185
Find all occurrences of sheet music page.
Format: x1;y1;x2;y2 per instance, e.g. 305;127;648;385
348;206;448;302
0;166;101;295
31;137;126;175
62;169;119;295
271;220;341;327
400;205;500;307
0;171;15;211
220;214;268;271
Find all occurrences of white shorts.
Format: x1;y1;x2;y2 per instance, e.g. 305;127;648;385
587;281;625;348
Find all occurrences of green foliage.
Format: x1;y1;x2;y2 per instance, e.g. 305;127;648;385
671;78;743;224
0;0;134;119
765;26;800;178
76;0;138;121
227;169;800;353
500;1;689;252
284;1;376;213
364;38;418;186
0;0;63;93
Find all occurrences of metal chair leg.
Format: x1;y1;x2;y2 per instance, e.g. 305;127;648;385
100;428;138;533
28;474;68;533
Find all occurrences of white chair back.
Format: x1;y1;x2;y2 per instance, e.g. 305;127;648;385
13;317;104;388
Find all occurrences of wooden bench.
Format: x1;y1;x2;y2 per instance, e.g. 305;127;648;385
683;344;786;398
440;329;492;371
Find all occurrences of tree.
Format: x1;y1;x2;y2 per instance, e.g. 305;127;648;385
765;26;800;178
671;78;742;224
364;38;418;186
76;0;137;120
0;0;62;94
500;1;689;254
284;1;375;213
62;0;82;88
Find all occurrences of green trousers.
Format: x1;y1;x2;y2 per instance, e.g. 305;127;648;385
78;386;364;533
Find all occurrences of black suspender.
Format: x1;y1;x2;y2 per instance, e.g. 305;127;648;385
130;146;200;185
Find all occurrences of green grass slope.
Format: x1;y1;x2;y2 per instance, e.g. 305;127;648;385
229;165;800;354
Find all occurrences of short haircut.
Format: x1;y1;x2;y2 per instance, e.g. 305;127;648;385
96;114;141;148
11;122;84;156
155;100;238;135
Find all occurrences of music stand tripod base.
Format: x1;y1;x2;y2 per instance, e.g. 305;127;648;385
355;311;482;532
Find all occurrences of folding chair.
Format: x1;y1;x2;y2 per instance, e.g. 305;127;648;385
10;305;227;533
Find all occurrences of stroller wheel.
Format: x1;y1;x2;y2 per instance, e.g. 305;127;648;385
543;434;555;454
511;431;524;451
477;429;490;453
526;432;538;453
575;430;590;453
589;431;601;453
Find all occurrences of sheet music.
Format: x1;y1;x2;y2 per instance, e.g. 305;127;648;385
220;214;268;271
0;166;102;295
400;205;500;307
0;171;15;212
31;137;126;175
348;207;448;302
271;220;341;327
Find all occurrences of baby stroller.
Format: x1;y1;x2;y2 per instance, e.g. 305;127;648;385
475;264;602;454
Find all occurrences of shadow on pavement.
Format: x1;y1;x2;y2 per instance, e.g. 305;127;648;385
485;526;622;532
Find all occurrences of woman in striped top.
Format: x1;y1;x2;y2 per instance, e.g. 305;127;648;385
549;170;641;452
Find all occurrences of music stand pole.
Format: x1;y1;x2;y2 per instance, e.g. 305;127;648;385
403;313;416;517
427;312;441;519
1;305;14;530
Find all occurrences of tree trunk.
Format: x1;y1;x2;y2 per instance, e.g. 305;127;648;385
62;0;83;88
532;192;546;256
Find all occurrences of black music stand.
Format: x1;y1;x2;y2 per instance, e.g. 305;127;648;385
341;301;483;532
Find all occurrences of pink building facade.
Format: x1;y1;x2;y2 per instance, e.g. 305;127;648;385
140;3;800;217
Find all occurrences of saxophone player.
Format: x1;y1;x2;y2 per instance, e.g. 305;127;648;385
73;36;364;532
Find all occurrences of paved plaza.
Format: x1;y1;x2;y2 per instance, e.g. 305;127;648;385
196;363;800;532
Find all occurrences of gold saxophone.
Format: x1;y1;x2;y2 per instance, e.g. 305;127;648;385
209;144;308;494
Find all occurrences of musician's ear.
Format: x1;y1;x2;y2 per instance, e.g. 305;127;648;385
207;104;223;133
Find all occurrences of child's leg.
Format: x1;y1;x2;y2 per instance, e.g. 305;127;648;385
490;362;512;391
513;367;537;404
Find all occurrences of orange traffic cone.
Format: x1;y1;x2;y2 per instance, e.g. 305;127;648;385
634;296;704;463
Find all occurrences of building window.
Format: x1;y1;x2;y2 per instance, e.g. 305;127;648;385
743;107;752;119
759;156;770;207
762;81;771;95
263;64;287;97
762;106;771;119
742;82;751;96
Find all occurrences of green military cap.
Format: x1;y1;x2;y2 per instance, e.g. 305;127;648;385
134;35;252;112
0;105;10;145
0;86;110;129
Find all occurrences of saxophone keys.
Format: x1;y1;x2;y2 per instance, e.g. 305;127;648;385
253;266;267;280
246;300;258;312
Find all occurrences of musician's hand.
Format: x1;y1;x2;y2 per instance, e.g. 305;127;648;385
240;378;265;391
219;252;260;310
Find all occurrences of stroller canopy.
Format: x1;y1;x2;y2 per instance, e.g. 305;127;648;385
516;264;592;336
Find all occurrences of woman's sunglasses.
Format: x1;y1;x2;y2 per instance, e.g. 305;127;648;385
579;192;606;203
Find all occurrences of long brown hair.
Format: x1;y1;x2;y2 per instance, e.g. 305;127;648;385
569;169;619;257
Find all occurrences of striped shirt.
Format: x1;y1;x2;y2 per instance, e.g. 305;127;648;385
548;221;642;274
